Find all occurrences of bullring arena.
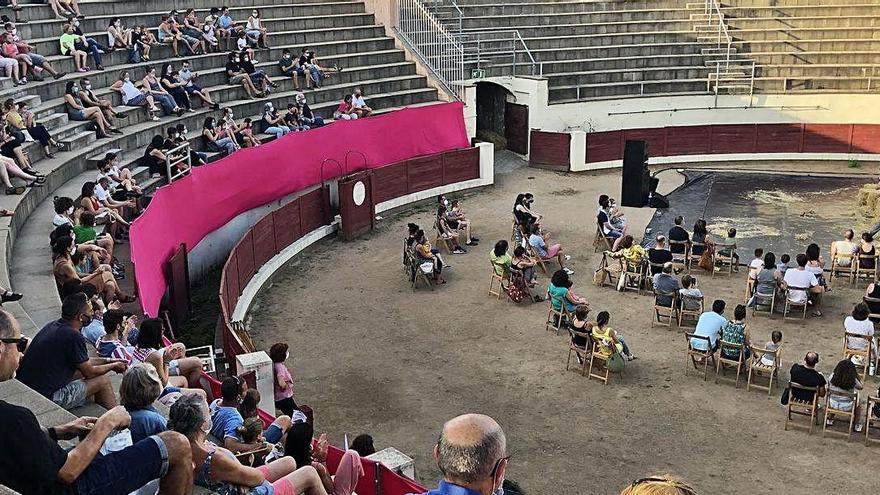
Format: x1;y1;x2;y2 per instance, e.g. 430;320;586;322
2;1;880;495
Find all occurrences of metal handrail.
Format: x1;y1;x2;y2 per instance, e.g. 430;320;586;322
703;0;754;100
457;29;542;76
165;142;192;183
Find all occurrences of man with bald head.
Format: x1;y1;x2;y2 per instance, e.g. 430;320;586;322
422;413;508;495
789;352;826;403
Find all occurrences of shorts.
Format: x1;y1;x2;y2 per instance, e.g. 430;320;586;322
182;35;199;45
183;83;202;94
829;397;854;412
168;359;181;376
27;53;46;66
68;110;87;121
229;74;248;85
0;58;14;69
264;424;284;444
545;244;562;258
75;435;169;495
51;379;88;410
125;94;147;106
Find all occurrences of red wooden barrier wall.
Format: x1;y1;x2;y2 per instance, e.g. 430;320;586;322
529;130;570;171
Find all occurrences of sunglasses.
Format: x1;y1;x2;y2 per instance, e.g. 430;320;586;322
629;478;697;495
1;336;28;353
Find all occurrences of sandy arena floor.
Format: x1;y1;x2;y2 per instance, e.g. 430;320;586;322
248;154;880;495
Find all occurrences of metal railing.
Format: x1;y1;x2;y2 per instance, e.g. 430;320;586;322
165;142;193;183
458;29;542;77
700;0;755;99
394;0;466;100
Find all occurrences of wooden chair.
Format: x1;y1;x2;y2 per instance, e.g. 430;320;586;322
566;330;593;376
829;254;855;283
823;389;859;440
715;340;746;388
621;259;646;294
744;277;754;304
506;266;534;304
750;288;776;318
713;242;737;277
488;261;508;299
652;291;678;328
668;240;689;271
433;227;454;254
510;219;525;247
865;395;880;445
597;252;620;289
843;331;873;383
853;254;879;286
406;249;434;290
688;242;709;270
684;333;715;381
588;340;623;385
782;285;808;320
646;263;665;292
527;244;550;275
784;382;820;434
545;293;570;335
678;294;704;327
747;345;781;395
593;223;614;252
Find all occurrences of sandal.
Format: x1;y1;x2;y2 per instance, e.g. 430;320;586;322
0;209;12;217
0;290;22;303
5;186;24;195
26;180;42;188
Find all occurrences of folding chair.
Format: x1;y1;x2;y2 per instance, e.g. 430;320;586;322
744;277;755;304
545;293;570;335
511;219;525;247
750;289;776;318
782;286;808;320
406;250;434;290
433;220;454;254
747;345;782;395
829;254;855;283
684;333;715;381
621;259;646;294
784;382;820;434
528;244;550;275
843;331;873;383
566;330;593;376
715;340;746;388
488;261;508;299
506;266;534;304
688;242;709;270
651;291;678;328
854;254;879;286
668;240;689;271
713;242;737;277
865;395;880;445
588;340;623;385
597;252;620;289
593;223;614;253
678;294;704;327
646;263;665;291
823;390;859;440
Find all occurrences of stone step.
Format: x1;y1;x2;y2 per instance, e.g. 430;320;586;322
59;130;97;151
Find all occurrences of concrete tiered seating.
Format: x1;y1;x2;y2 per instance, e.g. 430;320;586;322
2;0;439;337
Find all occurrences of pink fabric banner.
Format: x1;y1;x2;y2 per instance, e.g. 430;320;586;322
131;102;469;316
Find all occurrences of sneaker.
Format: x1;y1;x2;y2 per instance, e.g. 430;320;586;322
564;255;571;261
471;237;480;242
563;267;575;275
856;423;864;433
465;240;478;246
0;291;23;303
826;419;834;427
452;248;466;254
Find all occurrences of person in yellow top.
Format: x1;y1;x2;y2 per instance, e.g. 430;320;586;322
608;235;647;264
590;311;636;360
490;240;511;277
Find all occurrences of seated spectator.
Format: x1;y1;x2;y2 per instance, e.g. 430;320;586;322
209;376;292;453
804;242;826;288
789;352;826;403
866;281;880;323
270;342;297;417
591;310;635;360
239;49;275;93
652;262;680;306
262;102;290;140
64;80;113;138
826;358;864;431
158;14;201;56
569;305;593;356
181;8;205;44
716;228;739;267
749;252;780;306
759;330;783;366
58;23;89;72
160;62;192;112
285;421;362;495
130;24;152;61
604;195;627;231
79;180;129;233
512;245;538;288
111;70;160;121
0;310;194;495
96;309;135;361
548;269;588;313
0;38;21;84
414;229;446;283
49;0;82;19
690;218;713;256
782;253;823;316
178;59;219;109
143;134;169;177
490;240;511;278
351;87;372;118
844;302;875;359
202;116;237;155
223;108;257;147
299;48;341;88
217;6;241;50
445;199;477;246
667;215;689;254
528;223;571;274
279;48;309;89
1;0;25;23
6;99;63;158
226;51;261;98
131;317;204;390
121;362;168;443
17;293;126;410
107;17;131;49
296;92;324;127
246;9;269;48
284;103;309;131
436;205;466;254
78;77;126;127
0;124;34;170
606;235;646;289
69;17;111;71
621;475;696;495
647;235;672;274
1;32;31;83
238;388;261;422
597;194;622;239
58;281;107;346
169;394;325;494
5;23;64;79
858;232;876;270
747;248;764;280
420;414;507;495
167;124;208;166
241;118;260;147
720;304;750;360
143;65;183;116
0;149;38;192
52;236;130;303
351;434;375;458
830;229;857;268
690;299;726;352
201;16;220;52
777;253;791;275
334;94;358;121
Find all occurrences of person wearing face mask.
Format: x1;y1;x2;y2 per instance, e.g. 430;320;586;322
5;99;63;159
159;62;193;112
182;8;205;43
269;343;297;416
177;60;220;110
64;80;116;137
110;70;160;121
78;76;126;126
5;22;66;79
17;292;128;410
68;15;112;71
350;87;373;118
296;92;324;127
107;17;131;49
261;102;290;140
239;48;275;94
174;123;208;165
226;50;261;98
142;65;184;116
278;48;309;89
246;8;269;48
59;22;88;71
202;116;237;154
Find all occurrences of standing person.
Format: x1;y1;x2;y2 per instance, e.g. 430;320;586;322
0;309;196;495
270;342;297;417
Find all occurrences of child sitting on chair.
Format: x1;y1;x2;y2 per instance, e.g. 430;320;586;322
716;228;740;269
748;248;764;280
777;254;791;275
760;330;783;366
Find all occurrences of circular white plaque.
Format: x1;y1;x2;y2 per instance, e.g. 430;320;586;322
353;181;366;206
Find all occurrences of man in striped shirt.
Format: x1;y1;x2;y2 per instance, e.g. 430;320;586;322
96;309;135;362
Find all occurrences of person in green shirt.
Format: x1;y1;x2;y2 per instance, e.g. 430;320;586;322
59;23;88;72
490;240;511;277
73;211;98;244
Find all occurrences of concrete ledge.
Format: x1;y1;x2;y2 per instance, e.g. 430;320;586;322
575;152;880;171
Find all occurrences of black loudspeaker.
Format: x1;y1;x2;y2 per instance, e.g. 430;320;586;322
621;140;650;207
649;192;669;209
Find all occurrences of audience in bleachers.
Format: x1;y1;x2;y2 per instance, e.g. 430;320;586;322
95;309;135;361
334;94;358;121
160;62;194;113
130;24;154;62
64;80;116;137
121;362;168;443
296;92;324;127
131;317;204;390
351;433;376;458
49;0;82;20
262;102;291;139
106;17;132;49
287;420;363;495
5;99;63;158
69;16;112;70
202;115;238;155
226;50;262;98
178;59;220;109
143;65;185;116
351;87;372;118
246;9;269;49
210;375;292;453
111;70;161;121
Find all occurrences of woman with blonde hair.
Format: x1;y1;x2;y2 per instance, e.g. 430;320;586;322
621;475;696;495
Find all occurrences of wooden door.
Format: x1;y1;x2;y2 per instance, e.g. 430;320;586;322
338;171;374;240
505;102;529;154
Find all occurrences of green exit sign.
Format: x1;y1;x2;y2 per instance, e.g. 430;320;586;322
471;69;486;79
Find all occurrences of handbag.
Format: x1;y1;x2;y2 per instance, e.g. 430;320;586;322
780;387;790;405
606;351;626;373
698;251;713;271
592;268;606;286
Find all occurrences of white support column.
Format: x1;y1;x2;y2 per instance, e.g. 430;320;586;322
569;131;587;172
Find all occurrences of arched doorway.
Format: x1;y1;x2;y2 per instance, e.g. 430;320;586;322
475;82;529;155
